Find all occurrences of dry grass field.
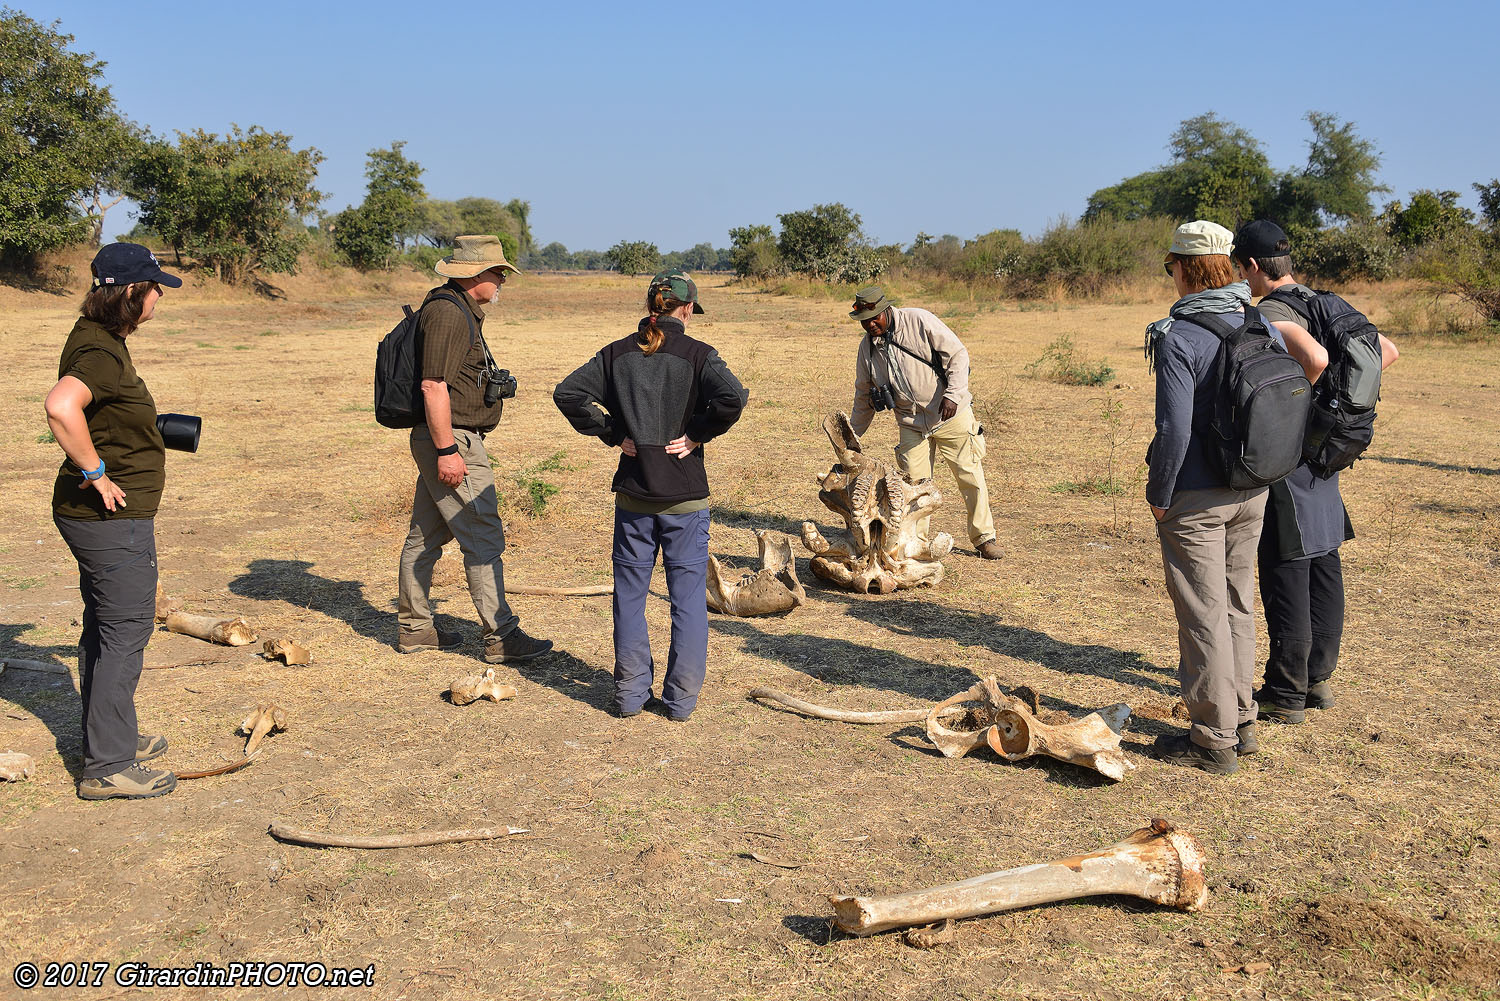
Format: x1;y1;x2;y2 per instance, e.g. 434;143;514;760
1;263;1497;1000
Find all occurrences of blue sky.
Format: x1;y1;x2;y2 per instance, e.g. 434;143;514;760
24;0;1500;252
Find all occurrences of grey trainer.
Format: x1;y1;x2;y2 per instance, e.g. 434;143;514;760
136;734;168;763
1235;722;1259;755
78;764;177;801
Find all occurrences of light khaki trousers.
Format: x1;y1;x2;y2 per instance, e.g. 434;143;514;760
398;426;518;640
1155;487;1268;750
895;404;996;546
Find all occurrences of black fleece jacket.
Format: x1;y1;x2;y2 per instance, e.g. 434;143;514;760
553;317;747;504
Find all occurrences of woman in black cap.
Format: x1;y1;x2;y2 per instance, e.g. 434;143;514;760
43;243;183;800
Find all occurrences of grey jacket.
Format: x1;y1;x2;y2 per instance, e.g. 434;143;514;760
849;307;972;437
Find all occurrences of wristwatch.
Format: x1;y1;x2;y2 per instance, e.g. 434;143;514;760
435;443;460;457
82;459;106;481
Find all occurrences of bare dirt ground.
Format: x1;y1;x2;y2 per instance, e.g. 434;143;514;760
2;264;1497;1001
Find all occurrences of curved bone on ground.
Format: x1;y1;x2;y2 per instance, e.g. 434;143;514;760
165;611;257;646
924;678;1029;758
0;752;36;781
987;704;1136;781
448;668;518;706
749;686;967;725
829;818;1208;935
706;531;807;616
262;638;311;665
239;703;288;754
0;658;72;676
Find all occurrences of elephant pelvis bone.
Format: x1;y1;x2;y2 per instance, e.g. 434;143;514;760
707;530;806;616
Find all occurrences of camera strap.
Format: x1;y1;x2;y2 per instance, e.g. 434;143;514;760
878;334;947;386
426;290;499;385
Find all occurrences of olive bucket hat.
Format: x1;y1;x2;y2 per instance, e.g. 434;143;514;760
434;234;522;279
648;268;705;313
849;286;893;322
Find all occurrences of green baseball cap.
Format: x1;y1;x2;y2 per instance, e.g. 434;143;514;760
648;268;705;314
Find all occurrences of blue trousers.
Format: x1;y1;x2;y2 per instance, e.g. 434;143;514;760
612;506;709;717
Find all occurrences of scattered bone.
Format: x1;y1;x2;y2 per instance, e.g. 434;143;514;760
0;752;36;781
268;822;528;849
707;530;807;616
926;678;1030;757
175;755;257;780
262;638;311;666
505;584;612;597
801;413;950;593
0;658;71;676
165;611;257;646
154;582;182;622
902;919;956;949
239;703;287;754
829;818;1207;935
448;668;518;706
749;686;966;725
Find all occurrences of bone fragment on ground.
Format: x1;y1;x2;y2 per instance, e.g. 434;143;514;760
268;822;528;849
800;412;949;593
154;582;181;622
448;668;517;706
902;920;956;949
830;818;1207;935
238;703;287;754
0;752;36;781
707;530;807;616
165;611;257;646
262;638;311;665
749;686;966;725
504;583;613;596
0;658;71;676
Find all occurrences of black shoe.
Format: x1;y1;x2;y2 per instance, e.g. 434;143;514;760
1153;733;1238;775
483;628;554;664
397;625;463;654
1307;680;1336;710
614;705;642;719
1236;722;1259;755
1257;702;1306;724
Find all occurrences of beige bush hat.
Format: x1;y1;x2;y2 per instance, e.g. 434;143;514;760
434;234;522;278
1169;220;1234;256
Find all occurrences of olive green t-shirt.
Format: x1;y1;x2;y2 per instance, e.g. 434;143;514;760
418;283;503;432
51;318;165;521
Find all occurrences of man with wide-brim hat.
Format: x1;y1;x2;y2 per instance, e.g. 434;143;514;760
846;286;1002;560
395;234;553;665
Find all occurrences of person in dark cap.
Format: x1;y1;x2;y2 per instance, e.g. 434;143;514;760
847;287;1002;560
43;243;184;799
1232;220;1399;726
553;269;746;721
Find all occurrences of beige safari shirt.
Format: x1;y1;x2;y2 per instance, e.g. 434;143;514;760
849;307;972;437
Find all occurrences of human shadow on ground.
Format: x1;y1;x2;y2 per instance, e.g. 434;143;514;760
1367;454;1499;477
508;649;616;713
711;505;847;543
0;623;85;779
227;559;466;650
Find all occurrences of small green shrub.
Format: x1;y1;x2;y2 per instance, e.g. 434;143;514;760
1026;334;1114;386
35;429;55;444
495;450;571;519
1048;477;1124;496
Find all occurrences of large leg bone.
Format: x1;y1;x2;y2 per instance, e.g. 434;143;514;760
830;819;1207;935
707;531;807;616
750;687;966;725
165;612;257;646
988;704;1135;781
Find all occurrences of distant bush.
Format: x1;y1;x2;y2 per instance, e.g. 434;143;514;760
1026;334;1114;386
1297;222;1398;282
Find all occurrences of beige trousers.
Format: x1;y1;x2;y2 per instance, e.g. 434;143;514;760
398;426;518;640
895;404;996;546
1155;487;1268;749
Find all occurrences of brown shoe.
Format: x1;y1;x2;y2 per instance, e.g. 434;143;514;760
397;625;463;654
136;734;168;763
976;539;1004;560
483;628;554;664
78;764;177;801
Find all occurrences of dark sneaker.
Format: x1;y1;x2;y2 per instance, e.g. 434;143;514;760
614;705;643;719
483;628;554;664
666;712;692;723
78;764;177;801
136;734;168;763
1236;722;1259;755
1307;680;1336;710
397;625;463;654
1153;733;1238;775
976;539;1004;561
1257;702;1306;724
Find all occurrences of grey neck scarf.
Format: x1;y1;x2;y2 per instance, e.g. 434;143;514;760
1144;281;1252;371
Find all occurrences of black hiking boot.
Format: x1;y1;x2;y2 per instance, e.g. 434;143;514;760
1153;733;1238;775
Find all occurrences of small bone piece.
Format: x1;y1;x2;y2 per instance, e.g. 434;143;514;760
750;686;966;725
262;638;311;665
238;703;287;754
448;668;518;706
268;822;528;849
154;582;182;622
505;583;613;596
830;818;1207;935
902;919;956;949
165;611;257;646
0;752;36;781
707;531;807;616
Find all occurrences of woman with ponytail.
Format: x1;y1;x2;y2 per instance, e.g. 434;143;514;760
554;269;747;721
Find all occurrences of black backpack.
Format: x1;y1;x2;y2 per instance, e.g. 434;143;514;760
1181;306;1312;491
1262;287;1383;478
373;291;476;429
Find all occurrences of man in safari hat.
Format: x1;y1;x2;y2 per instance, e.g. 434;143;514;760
847;287;1002;560
396;235;553;665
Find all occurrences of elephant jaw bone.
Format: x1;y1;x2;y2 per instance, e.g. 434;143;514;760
449;668;518;706
707;531;807;616
829;819;1208;935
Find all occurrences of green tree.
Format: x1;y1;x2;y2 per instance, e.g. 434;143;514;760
0;10;144;266
728;223;780;278
1473;179;1500;233
528;241;573;270
1084;170;1174;222
604;240;661;276
1383;189;1474;248
417;198;464;246
678;242;718;272
333;141;426;270
454;197;531;258
1271;112;1386;229
776;203;865;279
127;125;324;285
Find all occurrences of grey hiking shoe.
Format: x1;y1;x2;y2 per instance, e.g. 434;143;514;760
1307;680;1336;710
136;734;168;763
1153;733;1238;775
1236;722;1259;755
78;764;177;801
397;625;463;654
483;628;554;664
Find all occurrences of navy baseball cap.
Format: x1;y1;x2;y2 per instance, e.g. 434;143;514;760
90;242;183;289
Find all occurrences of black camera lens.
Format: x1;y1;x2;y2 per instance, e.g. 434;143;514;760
155;413;201;452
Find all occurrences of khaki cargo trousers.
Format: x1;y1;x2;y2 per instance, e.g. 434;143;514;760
398;426;519;641
895;404;996;547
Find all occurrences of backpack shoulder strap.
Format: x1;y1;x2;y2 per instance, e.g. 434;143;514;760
1262;286;1314;323
424;290;479;349
1174;310;1237;340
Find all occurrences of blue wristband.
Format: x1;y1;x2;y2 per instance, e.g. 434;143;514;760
82;459;105;481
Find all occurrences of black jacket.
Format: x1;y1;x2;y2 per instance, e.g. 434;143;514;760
553;317;747;504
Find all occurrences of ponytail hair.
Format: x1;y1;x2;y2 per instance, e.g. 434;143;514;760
640;287;688;357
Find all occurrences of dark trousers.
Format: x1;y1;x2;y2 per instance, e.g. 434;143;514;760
611;506;710;717
54;516;157;778
1258;539;1345;710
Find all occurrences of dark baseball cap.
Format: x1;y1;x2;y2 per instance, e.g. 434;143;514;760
1232;220;1291;261
90;242;183;289
648;268;705;314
